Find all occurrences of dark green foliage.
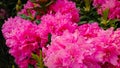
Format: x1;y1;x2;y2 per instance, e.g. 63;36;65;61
79;7;100;25
73;0;101;25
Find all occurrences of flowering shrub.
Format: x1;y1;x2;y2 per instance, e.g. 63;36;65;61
43;23;120;68
2;16;48;68
1;0;120;68
40;12;77;35
93;0;120;19
18;0;37;17
49;0;80;22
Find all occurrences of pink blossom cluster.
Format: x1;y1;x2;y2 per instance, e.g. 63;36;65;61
2;16;48;68
49;0;80;22
2;0;79;68
40;12;77;35
43;23;120;68
93;0;120;19
39;0;80;35
18;0;39;19
2;0;120;68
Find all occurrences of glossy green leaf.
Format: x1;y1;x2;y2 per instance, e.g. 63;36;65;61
19;14;31;20
103;8;109;20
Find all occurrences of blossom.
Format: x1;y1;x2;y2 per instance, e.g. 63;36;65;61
93;0;120;19
2;16;48;68
77;22;100;38
43;23;120;68
40;12;77;35
49;0;80;22
18;0;39;19
93;0;106;7
43;30;87;68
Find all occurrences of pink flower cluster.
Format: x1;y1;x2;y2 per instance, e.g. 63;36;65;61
93;0;120;19
2;0;120;68
18;0;37;17
43;23;120;68
39;0;80;35
2;16;48;68
2;0;79;68
40;12;77;35
49;0;80;22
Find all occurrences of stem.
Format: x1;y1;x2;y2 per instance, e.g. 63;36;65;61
38;50;44;68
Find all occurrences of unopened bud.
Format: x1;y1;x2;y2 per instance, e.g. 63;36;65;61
17;0;21;5
16;4;20;12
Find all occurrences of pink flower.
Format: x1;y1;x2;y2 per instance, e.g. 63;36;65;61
43;30;86;68
43;23;120;67
18;0;39;19
93;0;106;7
2;16;34;40
89;27;120;66
2;16;48;68
77;22;100;38
49;0;80;22
40;12;77;35
93;0;120;19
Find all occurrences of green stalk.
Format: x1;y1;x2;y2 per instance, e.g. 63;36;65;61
32;50;44;68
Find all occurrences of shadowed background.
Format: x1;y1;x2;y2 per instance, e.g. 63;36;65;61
0;0;27;68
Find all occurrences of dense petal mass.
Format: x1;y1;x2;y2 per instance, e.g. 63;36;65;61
49;0;80;22
43;23;120;68
18;0;37;17
93;0;120;19
2;0;120;68
2;16;48;68
40;12;77;35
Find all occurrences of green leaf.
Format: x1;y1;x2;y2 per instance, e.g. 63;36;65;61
12;65;15;68
109;19;119;24
0;2;3;5
35;20;41;25
45;0;54;7
109;19;119;27
78;21;87;25
84;0;92;11
28;64;34;68
89;20;95;23
19;14;31;20
103;8;109;20
31;53;39;62
37;50;44;68
31;50;44;68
